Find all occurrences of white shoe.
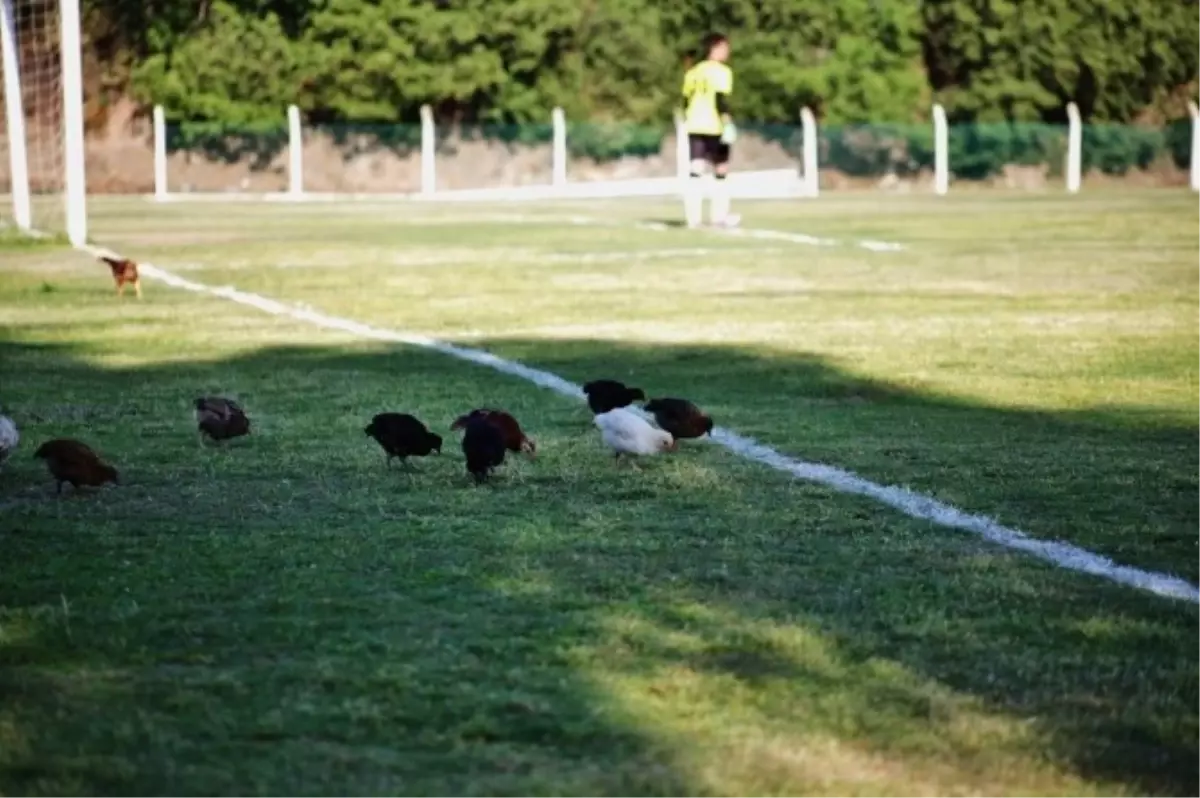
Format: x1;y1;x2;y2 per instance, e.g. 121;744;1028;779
712;214;741;228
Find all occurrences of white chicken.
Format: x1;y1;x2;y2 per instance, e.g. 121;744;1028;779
594;407;676;464
0;414;18;470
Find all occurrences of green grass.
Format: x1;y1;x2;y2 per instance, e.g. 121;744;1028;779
1;191;1196;796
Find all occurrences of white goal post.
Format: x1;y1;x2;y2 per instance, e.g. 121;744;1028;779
0;0;86;244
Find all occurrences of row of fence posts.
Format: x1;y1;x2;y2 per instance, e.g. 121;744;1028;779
151;102;1200;199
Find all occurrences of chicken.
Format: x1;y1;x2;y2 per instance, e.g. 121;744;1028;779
100;255;142;299
643;397;714;440
33;438;119;494
0;414;18;470
364;412;442;468
195;396;251;443
594;407;676;464
582;379;646;415
450;408;536;459
461;416;506;484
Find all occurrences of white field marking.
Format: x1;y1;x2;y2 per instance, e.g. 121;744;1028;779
559;215;906;252
632;220;907;253
159;247;775;274
78;244;1199;605
135;198;909;252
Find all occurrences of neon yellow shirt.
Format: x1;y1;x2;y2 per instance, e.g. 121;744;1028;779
682;60;733;136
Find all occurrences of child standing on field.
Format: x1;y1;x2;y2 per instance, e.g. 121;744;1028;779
680;32;739;229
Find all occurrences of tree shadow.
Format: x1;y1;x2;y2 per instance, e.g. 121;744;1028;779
0;334;1195;795
312;123;422;162
166;124;290;171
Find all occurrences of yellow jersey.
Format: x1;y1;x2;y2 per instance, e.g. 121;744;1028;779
682;60;733;136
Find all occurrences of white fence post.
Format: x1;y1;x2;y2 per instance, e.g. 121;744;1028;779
420;105;436;195
0;0;31;231
800;106;818;197
1189;100;1199;193
675;113;689;181
551;107;567;188
153;105;167;200
59;0;87;244
933;103;949;195
1066;101;1082;193
287;104;303;197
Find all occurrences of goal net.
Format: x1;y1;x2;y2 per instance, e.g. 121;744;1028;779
0;0;77;240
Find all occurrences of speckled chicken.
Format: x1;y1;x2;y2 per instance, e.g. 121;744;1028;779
451;408;536;459
364;412;442;468
195;396;251;443
33;438;119;494
643;397;713;440
100;255;142;299
582;379;645;415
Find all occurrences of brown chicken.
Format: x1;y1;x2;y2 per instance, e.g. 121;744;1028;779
100;255;142;299
33;438;119;494
643;397;714;440
451;408;536;459
195;396;251;443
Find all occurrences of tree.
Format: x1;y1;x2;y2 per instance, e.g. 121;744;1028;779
921;0;1200;123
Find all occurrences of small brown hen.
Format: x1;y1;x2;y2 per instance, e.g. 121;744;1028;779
33;438;119;494
450;408;536;459
195;396;251;443
99;255;142;299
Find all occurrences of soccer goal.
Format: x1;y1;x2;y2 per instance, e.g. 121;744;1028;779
0;0;85;244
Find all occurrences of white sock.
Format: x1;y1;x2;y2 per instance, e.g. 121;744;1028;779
684;176;704;228
711;177;730;224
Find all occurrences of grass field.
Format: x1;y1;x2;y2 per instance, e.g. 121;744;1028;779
1;190;1197;796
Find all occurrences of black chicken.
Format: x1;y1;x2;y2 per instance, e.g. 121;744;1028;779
364;413;442;468
461;416;506;484
582;379;646;415
195;396;251;443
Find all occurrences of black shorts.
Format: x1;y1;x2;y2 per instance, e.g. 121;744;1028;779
688;134;730;166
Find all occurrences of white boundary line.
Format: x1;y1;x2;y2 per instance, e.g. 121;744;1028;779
634;221;906;252
554;214;908;252
79;243;1198;605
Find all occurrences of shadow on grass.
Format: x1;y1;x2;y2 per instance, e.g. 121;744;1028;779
0;335;1196;796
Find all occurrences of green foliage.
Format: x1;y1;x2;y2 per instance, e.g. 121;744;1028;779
1081;125;1163;175
921;0;1199;124
947;123;1067;180
566;123;667;161
88;0;1197;174
129;1;304;126
809;120;1184;180
1163;118;1194;171
821;124;934;177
